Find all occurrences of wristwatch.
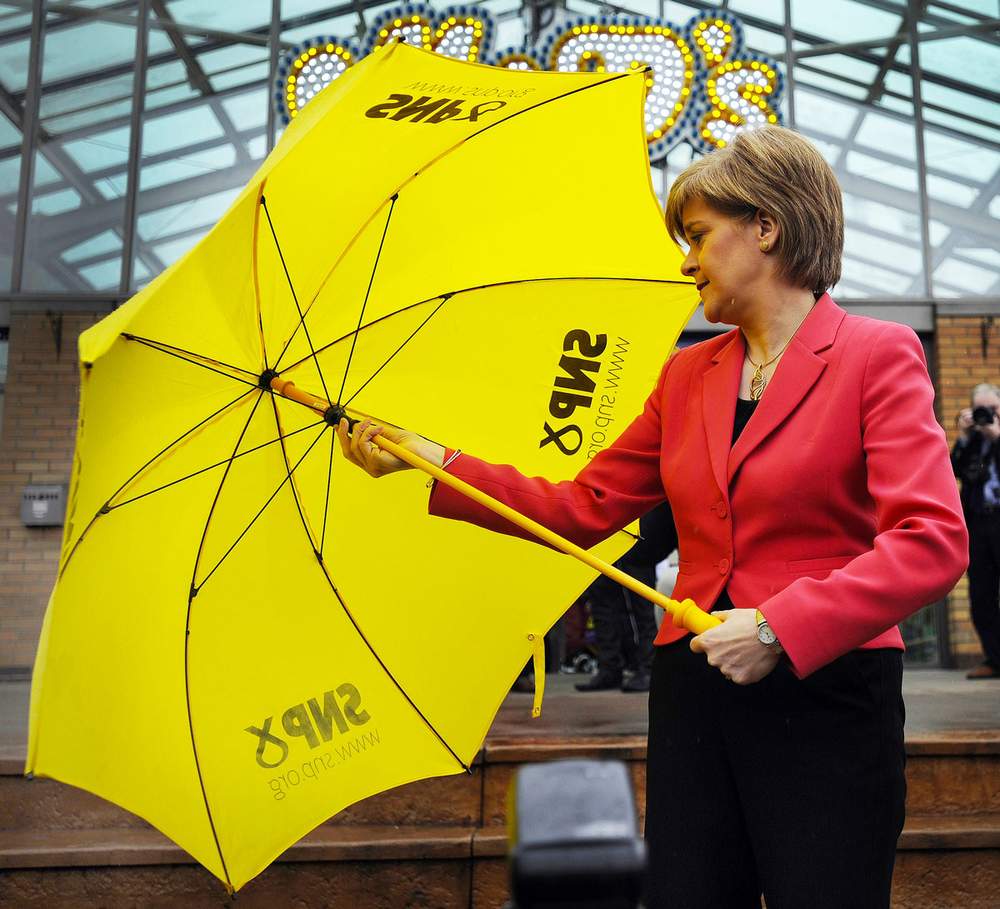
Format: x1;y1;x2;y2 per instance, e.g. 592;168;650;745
755;609;783;653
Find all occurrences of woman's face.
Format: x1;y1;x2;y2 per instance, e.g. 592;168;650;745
678;197;769;325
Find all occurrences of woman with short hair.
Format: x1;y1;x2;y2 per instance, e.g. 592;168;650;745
338;125;968;907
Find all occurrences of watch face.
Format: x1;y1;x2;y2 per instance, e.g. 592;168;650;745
757;622;777;646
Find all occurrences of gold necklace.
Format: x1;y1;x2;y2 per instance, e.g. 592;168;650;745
745;310;812;400
746;343;790;401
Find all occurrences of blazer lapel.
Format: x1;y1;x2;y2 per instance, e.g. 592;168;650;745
702;331;742;501
727;294;845;482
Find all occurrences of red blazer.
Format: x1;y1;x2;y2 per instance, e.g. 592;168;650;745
429;294;968;677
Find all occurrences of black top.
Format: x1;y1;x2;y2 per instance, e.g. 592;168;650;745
732;397;758;445
716;398;758;612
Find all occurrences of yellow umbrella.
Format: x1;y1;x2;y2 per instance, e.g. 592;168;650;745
27;43;703;891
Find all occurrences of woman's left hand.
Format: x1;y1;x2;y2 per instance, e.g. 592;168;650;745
690;609;781;685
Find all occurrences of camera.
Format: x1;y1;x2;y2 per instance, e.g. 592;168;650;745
972;405;997;427
507;759;646;909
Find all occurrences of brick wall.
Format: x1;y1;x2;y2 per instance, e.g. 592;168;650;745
934;313;999;667
0;310;101;671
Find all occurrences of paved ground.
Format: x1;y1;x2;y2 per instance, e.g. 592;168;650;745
3;669;997;757
491;669;1000;740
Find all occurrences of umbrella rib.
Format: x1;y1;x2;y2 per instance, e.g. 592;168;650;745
314;562;471;773
342;295;449;408
184;388;269;892
268;390;323;554
260;195;333;405
193;424;327;594
122;333;260;389
108;418;326;512
252;183;270;370
57;387;258;581
281;276;695;376
333;193;397;405
320;426;335;556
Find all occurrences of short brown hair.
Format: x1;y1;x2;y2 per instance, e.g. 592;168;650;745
664;126;844;293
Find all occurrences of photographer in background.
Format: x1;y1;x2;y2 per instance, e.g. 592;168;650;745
953;383;1000;679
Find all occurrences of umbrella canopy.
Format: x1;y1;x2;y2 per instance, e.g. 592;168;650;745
27;42;696;891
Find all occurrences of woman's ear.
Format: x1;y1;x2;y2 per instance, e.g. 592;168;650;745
756;209;779;247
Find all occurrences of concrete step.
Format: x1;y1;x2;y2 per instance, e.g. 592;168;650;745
6;734;998;833
1;816;998;908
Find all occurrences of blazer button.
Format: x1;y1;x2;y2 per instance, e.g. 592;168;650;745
717;503;727;519
718;558;730;574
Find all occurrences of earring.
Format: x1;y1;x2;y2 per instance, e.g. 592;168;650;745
760;241;770;252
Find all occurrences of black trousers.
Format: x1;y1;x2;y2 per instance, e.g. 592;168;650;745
588;564;658;675
644;640;905;909
966;512;1000;668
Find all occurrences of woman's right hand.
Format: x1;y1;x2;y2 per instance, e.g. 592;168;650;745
336;417;445;478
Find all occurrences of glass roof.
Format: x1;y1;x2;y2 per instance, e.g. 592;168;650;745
0;0;997;299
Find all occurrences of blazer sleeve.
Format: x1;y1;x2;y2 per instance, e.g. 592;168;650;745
427;357;672;551
760;323;969;677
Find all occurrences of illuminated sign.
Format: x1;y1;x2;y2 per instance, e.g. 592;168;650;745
275;5;784;160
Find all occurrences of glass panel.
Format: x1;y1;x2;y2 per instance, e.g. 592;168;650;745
729;0;785;25
901;603;941;666
130;32;270;291
163;0;272;34
793;42;928;298
0;6;24;291
916;10;1000;298
791;0;903;45
21;8;138;292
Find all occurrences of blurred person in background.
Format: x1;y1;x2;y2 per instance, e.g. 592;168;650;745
575;501;677;693
952;382;1000;679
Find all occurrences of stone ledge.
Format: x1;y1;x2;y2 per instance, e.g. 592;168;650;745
0;824;476;870
4;814;998;872
900;814;1000;850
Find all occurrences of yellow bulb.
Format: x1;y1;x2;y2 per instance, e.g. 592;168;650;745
681;87;691;96
768;114;778;123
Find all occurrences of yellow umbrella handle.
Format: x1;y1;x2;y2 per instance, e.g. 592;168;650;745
376;434;720;636
266;376;719;634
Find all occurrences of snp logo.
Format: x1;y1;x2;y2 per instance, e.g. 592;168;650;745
246;683;371;769
540;329;607;456
365;93;507;124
